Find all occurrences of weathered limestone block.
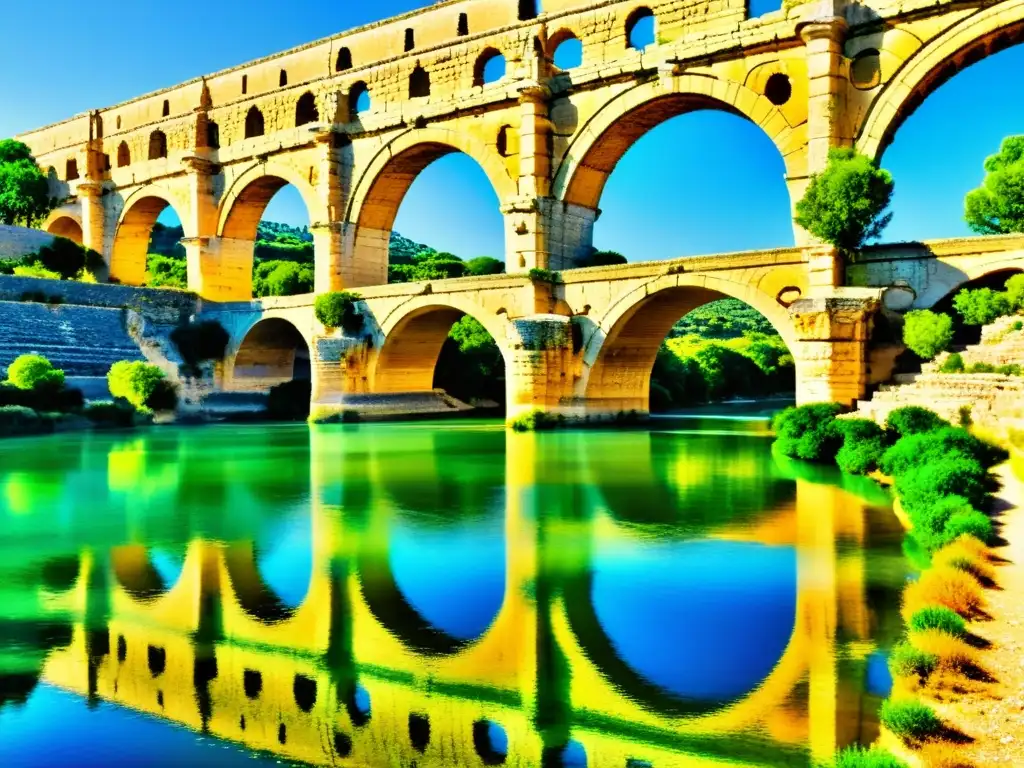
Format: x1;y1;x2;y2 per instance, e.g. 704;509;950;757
505;314;575;418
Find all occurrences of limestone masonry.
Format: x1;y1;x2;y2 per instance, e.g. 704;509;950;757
12;0;1024;419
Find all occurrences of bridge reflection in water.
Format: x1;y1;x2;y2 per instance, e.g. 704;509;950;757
0;424;905;768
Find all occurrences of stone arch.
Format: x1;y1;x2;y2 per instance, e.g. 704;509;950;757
549;28;583;69
856;5;1024;160
336;46;353;72
116;141;131;168
625;6;656;49
346;128;517;286
370;297;512;395
553;75;802;212
229;317;312;392
222;542;312;623
295;91;319;127
45;216;83;244
473;47;506;87
580;273;798;414
148;130;168;160
409;64;431;98
110;544;187;602
112;186;192;286
245;105;265;139
218;161;323;241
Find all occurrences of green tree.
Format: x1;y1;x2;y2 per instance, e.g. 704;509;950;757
465;256;505;276
903;310;953;359
107;361;178;413
953;287;1012;326
794;147;894;254
253;260;314;297
0;140;58;226
6;354;64;392
147;254;188;288
965;135;1024;235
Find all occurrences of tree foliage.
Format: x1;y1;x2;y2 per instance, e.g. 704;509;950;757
315;291;363;332
965;135;1024;235
5;354;64;392
952;287;1012;326
107;361;178;413
902;310;953;359
0;139;57;226
794;147;894;254
253;260;314;297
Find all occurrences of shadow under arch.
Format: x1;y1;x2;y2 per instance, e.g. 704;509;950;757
582;279;799;415
371;302;511;396
559;526;798;718
553;80;801;211
221;540;313;624
230;317;311;392
111;189;190;286
44;216;84;244
345;127;516;287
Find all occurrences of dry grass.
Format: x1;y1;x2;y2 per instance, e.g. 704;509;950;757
947;535;991;561
902;567;986;621
932;541;996;584
911;630;980;673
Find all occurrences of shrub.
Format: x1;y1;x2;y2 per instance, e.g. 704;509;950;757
938;352;965;373
905;495;976;551
1014;320;1024;332
14;264;61;280
771;403;844;462
6;354;64;392
0;405;44;437
902;566;985;619
884;406;949;440
314;291;364;333
1006;274;1024;310
28;237;103;279
267;380;312;421
253;260;314;298
881;427;1006;476
903;310;953;360
967;361;996;373
834;746;909;768
527;268;559;284
146;253;188;289
793;147;894;253
835;418;887;475
887;641;938;681
465;256;505;276
170;320;229;376
997;363;1022;376
878;698;943;742
911;629;979;673
895;456;990;513
509;409;565;432
941;509;994;547
908;606;967;639
83;401;137;428
953;287;1012;326
107;361;177;413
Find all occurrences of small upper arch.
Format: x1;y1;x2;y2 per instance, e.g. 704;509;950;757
148;131;168;160
117;141;131;168
245;106;266;139
295;91;319;127
625;7;656;49
550;29;583;70
336;46;353;72
474;48;507;87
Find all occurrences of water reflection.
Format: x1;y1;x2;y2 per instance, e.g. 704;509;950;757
0;420;905;767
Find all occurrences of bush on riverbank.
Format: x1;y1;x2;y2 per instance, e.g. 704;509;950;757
903;566;985;620
834;746;908;768
509;410;566;432
107;361;178;413
908;606;967;639
878;699;944;742
771;402;845;461
0;405;45;437
267;379;312;421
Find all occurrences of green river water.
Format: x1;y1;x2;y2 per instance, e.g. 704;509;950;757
0;416;908;767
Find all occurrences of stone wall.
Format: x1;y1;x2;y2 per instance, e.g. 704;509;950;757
0;225;55;260
0;275;197;319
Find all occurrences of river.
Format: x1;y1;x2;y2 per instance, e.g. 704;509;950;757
0;416;908;767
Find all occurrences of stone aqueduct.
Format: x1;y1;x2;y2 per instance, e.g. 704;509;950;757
16;0;1024;418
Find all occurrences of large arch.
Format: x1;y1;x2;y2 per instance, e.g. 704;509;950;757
346;128;517;286
370;298;512;396
44;216;83;244
580;274;799;414
111;187;192;286
229;317;312;392
553;75;804;212
856;4;1024;160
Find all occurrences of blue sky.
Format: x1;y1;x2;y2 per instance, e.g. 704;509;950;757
2;0;1022;260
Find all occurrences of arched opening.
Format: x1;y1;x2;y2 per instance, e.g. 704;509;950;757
116;141;130;168
231;318;312;392
473;721;509;765
565;94;793;259
349;82;371;117
111;544;189;601
279;69;288;88
65;158;79;181
518;0;539;21
404;28;415;52
295;91;319;127
46;217;83;244
474;48;507;86
876;33;1024;242
148;131;167;160
242;74;248;94
161;99;170;117
409;65;431;98
112;195;186;287
457;12;469;36
374;306;507;410
336;47;352;72
584;286;796;416
221;180;315;300
625;7;655;50
551;31;583;70
356;143;506;288
207;121;221;149
244;106;265;139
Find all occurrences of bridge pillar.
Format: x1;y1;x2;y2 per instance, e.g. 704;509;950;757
184;237;255;302
505;315;577;421
790;294;880;407
78;182;108;271
799;14;852;175
312;130;349;292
